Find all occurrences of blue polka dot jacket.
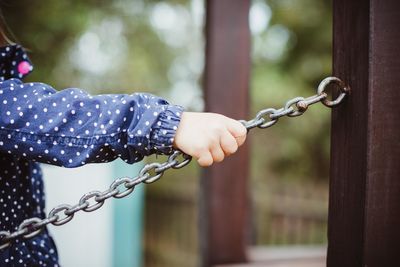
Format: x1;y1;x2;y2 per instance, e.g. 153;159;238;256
0;44;184;266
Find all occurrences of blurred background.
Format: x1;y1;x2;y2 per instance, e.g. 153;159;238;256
3;0;332;266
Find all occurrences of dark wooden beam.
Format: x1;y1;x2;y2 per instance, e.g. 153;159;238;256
328;0;400;266
201;0;250;266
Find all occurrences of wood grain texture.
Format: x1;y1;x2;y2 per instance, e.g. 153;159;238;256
328;0;400;266
200;0;250;266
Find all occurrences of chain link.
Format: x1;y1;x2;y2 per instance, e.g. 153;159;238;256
0;76;349;249
240;76;349;130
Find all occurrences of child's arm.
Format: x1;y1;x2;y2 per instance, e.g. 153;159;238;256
0;79;246;167
0;79;183;167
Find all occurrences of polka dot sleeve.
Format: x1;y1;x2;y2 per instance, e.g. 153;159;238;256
0;78;184;167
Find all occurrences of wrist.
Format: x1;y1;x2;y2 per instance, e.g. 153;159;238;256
150;105;185;154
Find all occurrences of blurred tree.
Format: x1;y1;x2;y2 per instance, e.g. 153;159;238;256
1;0;201;100
2;0;106;84
250;0;332;184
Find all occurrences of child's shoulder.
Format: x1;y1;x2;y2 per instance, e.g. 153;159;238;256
0;44;33;80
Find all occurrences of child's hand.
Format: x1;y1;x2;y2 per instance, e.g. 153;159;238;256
173;112;247;167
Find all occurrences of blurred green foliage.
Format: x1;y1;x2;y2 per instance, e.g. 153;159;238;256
250;0;332;186
2;0;198;97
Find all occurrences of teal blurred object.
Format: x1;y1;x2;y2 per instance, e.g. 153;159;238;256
112;159;145;267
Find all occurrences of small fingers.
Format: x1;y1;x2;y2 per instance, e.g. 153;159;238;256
197;151;213;167
220;130;238;156
211;145;225;163
226;119;247;146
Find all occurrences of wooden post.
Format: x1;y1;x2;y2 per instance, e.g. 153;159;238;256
200;0;250;266
328;0;400;266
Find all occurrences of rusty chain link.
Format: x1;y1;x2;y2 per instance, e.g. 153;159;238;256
0;76;349;250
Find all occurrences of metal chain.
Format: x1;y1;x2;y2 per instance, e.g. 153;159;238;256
239;76;349;130
0;151;192;250
0;76;349;250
